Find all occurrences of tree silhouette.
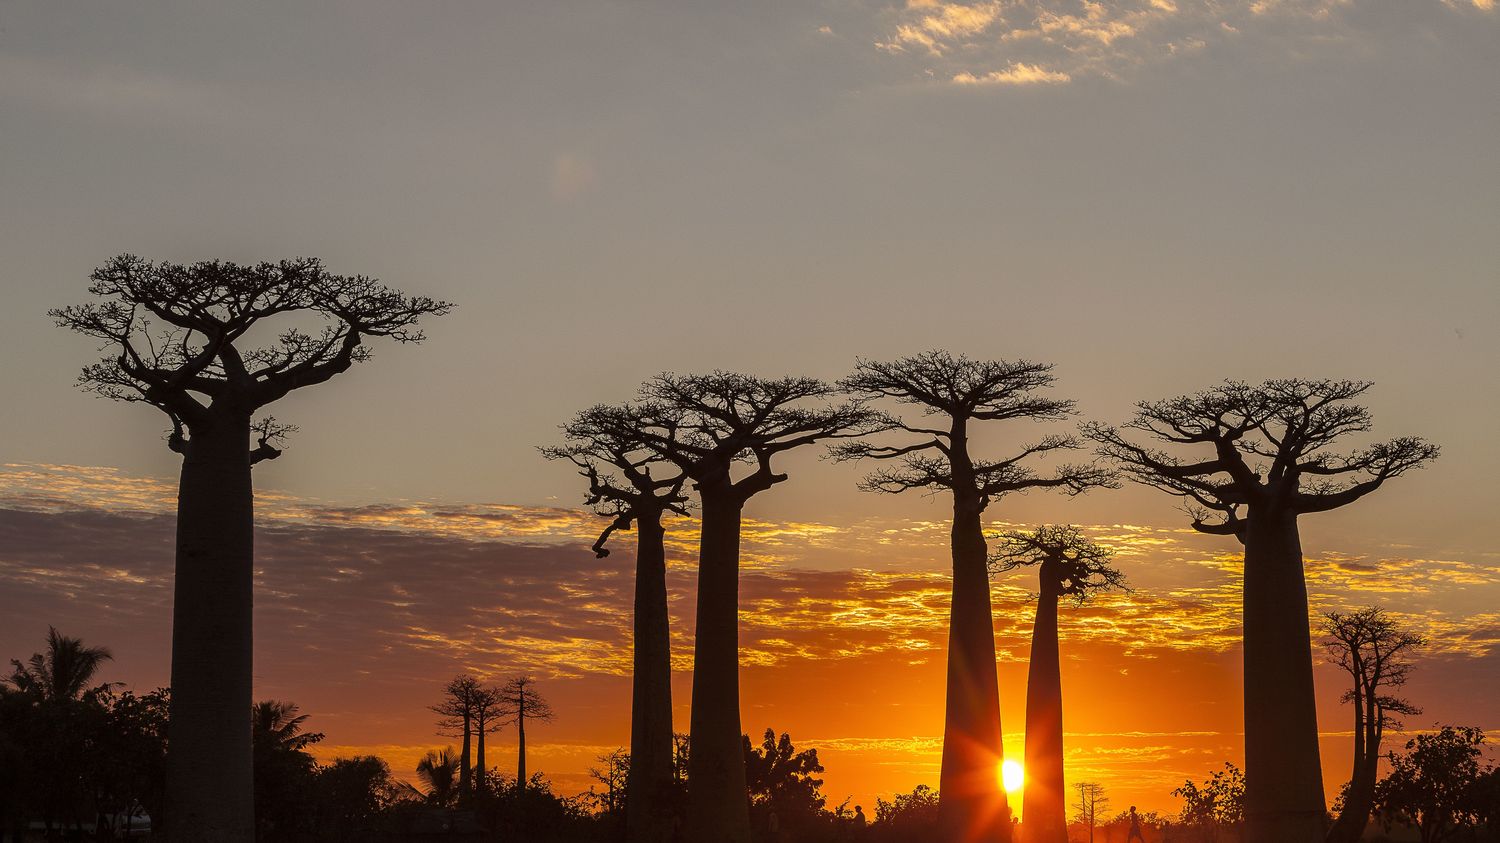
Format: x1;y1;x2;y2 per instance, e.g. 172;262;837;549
743;728;827;819
1085;378;1437;843
1072;782;1109;843
52;255;450;842
430;675;484;803
251;700;323;838
1173;762;1245;842
498;677;553;792
543;404;689;843
1322;607;1424;843
472;683;505;799
587;372;882;843
416;748;462;808
7;626;114;702
1374;726;1491;843
989;526;1125;843
836;352;1112;843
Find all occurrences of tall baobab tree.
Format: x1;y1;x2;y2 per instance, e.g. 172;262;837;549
498;677;554;790
1322;607;1424;843
588;372;882;843
837;352;1112;843
989;526;1125;843
543;405;688;843
1085;379;1438;843
472;683;505;798
431;675;484;802
51;255;450;842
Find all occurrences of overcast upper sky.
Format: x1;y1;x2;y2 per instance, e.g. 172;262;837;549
1;0;1497;814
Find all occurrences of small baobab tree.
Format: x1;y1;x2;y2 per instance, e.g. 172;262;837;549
51;255;450;842
431;675;484;802
544;405;689;843
1323;607;1424;843
617;372;883;843
498;677;554;791
836;352;1113;843
1085;378;1438;843
989;526;1126;843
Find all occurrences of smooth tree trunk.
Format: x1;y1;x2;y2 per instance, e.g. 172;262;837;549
685;490;752;843
1021;566;1066;843
938;495;1011;843
459;712;472;802
476;720;487;797
1327;690;1380;843
1242;508;1325;843
165;410;255;842
517;713;527;789
626;512;675;843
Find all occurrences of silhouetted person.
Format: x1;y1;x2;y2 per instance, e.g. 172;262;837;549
853;805;866;827
1127;806;1145;842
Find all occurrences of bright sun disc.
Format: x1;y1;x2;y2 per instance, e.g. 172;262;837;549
1001;759;1024;791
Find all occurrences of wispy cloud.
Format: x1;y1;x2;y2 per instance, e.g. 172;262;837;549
873;0;1497;85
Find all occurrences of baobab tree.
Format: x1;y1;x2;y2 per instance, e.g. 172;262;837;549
472;683;505;799
543;405;689;843
498;676;554;791
431;675;484;802
51;255;450;842
836;352;1112;843
989;526;1125;843
1085;378;1438;843
594;372;882;843
1322;607;1424;843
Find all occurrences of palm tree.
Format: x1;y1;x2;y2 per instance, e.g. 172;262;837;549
7;627;114;702
251;701;323;754
416;748;461;808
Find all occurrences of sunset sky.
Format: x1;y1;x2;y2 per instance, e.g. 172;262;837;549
2;0;1498;820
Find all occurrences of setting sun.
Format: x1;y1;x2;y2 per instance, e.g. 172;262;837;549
1001;759;1025;793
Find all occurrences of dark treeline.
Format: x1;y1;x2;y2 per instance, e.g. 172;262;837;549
17;255;1484;842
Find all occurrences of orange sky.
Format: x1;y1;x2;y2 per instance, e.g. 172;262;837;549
2;462;1497;816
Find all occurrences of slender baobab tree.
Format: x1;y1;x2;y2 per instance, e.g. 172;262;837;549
1322;607;1424;843
1085;379;1437;843
594;372;882;843
989;526;1125;843
472;683;505;799
51;255;450;842
431;675;484;802
498;677;554;791
544;406;689;843
837;352;1112;843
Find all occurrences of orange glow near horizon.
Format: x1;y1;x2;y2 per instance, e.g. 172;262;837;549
1001;759;1024;793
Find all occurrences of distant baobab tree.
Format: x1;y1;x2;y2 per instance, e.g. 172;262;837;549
498;677;553;791
1072;781;1109;843
601;372;883;843
543;405;689;843
989;526;1126;843
837;352;1112;843
431;675;484;802
51;255;450;842
1085;379;1438;843
1322;607;1424;843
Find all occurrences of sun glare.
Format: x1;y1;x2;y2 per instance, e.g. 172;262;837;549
1001;759;1024;792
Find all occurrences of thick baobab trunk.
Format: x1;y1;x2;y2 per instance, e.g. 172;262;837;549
1021;568;1066;843
166;411;255;842
626;512;676;843
1242;510;1325;843
938;499;1011;843
685;491;752;843
459;712;472;802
